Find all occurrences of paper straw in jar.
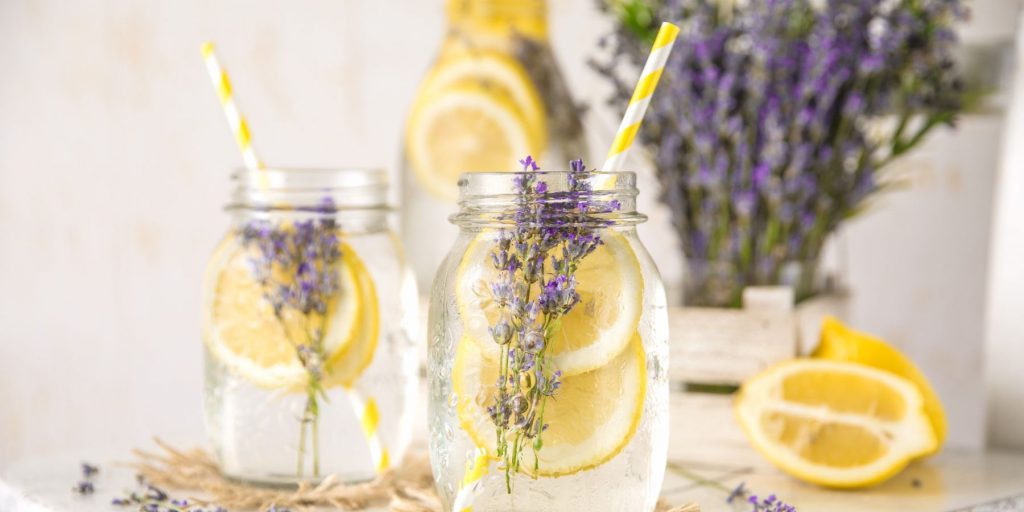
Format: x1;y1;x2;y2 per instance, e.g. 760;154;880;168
601;22;680;172
451;448;490;512
200;42;265;171
345;387;391;474
200;41;389;476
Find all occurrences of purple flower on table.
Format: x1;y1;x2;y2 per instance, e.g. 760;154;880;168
748;494;797;512
72;481;94;495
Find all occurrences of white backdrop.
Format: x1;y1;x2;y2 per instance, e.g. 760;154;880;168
0;0;1020;466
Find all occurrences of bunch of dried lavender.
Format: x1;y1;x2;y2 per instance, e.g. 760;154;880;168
486;156;619;491
593;0;967;306
240;199;342;478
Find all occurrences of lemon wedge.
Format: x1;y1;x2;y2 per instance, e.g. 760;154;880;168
735;359;937;489
453;334;646;477
202;235;377;389
813;316;946;453
455;231;643;376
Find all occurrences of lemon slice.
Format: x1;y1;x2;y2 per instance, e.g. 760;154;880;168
419;51;547;149
453;334;646;477
813;316;946;453
202;235;376;389
455;231;643;376
405;81;537;201
322;250;379;388
735;359;938;489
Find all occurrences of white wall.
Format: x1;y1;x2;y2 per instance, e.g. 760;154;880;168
0;0;1018;464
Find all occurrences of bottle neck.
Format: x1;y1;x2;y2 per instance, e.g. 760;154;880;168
446;0;548;41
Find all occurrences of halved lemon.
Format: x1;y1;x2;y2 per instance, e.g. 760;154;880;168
455;231;643;376
418;51;547;150
453;334;646;477
202;235;378;389
813;316;946;453
406;81;538;201
735;359;938;489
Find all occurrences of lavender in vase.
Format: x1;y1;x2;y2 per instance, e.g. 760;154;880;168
593;0;968;306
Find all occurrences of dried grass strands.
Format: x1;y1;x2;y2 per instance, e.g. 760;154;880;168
131;439;697;512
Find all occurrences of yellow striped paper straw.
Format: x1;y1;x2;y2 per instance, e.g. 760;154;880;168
602;22;680;172
200;42;264;170
451;448;490;512
346;388;391;474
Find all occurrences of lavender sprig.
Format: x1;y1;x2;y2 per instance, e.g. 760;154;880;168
239;198;342;479
748;494;797;512
487;156;619;491
594;0;967;305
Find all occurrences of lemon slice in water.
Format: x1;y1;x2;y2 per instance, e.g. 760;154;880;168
203;235;377;389
455;231;643;376
453;334;646;477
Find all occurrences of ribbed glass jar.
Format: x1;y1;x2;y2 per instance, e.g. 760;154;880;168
202;168;419;484
427;169;668;511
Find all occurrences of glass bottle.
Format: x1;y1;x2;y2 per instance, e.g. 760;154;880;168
402;0;588;291
427;167;669;511
202;168;419;484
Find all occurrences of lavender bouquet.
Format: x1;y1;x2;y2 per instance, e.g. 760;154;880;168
593;0;967;306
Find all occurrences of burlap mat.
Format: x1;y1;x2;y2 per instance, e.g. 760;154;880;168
131;439;698;511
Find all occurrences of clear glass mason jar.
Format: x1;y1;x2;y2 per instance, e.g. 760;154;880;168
401;0;589;291
202;168;419;484
428;168;669;511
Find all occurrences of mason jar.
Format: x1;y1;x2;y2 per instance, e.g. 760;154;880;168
202;168;419;484
427;164;669;511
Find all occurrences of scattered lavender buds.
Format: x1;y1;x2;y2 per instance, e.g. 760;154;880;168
487;156;620;491
748;494;797;512
239;197;343;478
71;480;94;495
109;473;232;512
72;461;99;495
594;0;967;306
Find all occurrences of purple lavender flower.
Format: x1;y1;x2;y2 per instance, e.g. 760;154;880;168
594;0;967;306
72;481;94;495
749;494;797;512
485;156;620;490
238;198;344;478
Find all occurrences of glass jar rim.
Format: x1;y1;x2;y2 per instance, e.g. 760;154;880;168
228;167;390;213
451;170;647;228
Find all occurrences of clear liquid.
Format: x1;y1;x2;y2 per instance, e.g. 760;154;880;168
203;230;420;484
427;229;669;511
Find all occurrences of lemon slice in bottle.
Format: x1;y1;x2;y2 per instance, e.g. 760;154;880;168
455;231;643;376
405;81;538;201
453;334;646;477
202;235;377;389
418;50;547;150
735;359;938;489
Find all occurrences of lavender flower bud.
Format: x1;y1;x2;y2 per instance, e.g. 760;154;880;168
490;321;513;345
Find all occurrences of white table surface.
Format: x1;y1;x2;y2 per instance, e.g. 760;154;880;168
3;444;1024;512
